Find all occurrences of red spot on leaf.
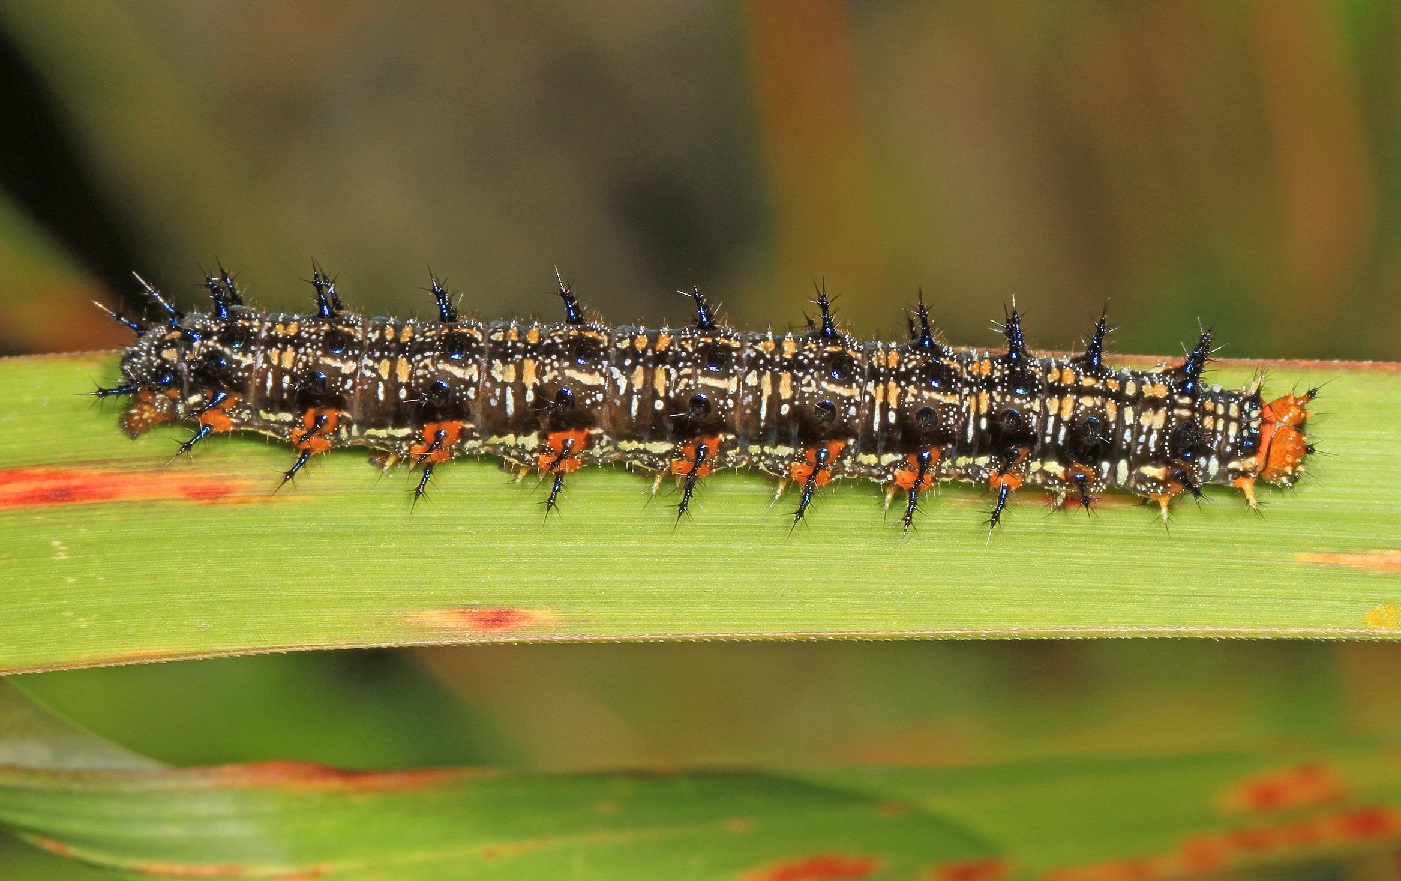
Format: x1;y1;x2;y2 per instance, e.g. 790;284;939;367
406;607;545;632
1220;763;1347;814
1334;806;1401;840
929;858;1009;881
466;608;533;629
200;761;471;792
0;466;255;510
743;854;882;881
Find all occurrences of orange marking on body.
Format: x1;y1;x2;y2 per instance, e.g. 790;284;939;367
1220;763;1346;814
1065;464;1096;484
291;409;340;454
670;435;722;477
988;472;1022;492
409;420;464;464
893;448;940;491
742;853;882;881
928;858;1009;881
198;393;238;433
788;440;846;485
120;388;176;437
537;428;589;474
0;466;256;509
986;448;1029;493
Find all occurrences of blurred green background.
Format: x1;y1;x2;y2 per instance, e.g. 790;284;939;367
2;0;1400;875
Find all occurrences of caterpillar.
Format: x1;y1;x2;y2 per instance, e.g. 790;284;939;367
95;266;1314;532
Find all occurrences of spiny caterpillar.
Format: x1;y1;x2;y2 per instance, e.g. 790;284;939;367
96;266;1314;532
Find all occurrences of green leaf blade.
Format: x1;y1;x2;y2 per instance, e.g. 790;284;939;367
2;354;1400;673
5;684;1401;881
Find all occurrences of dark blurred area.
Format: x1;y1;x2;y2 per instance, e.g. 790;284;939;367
4;3;1401;863
1;1;1398;359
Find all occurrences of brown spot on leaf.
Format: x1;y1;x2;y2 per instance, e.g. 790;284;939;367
743;854;882;881
407;607;545;632
200;760;472;792
928;857;1009;881
0;466;257;510
1366;604;1401;630
1219;763;1347;813
1297;550;1401;573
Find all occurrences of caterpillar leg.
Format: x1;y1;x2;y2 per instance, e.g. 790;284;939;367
281;408;340;488
407;421;466;505
537;429;589;515
787;441;845;527
889;447;939;533
170;391;238;462
669;435;720;520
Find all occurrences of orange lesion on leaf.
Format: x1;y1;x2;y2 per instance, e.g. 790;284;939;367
0;466;259;509
120;862;325;879
1296;550;1401;573
1044;806;1401;881
27;835;76;856
200;761;472;792
1218;763;1347;814
927;857;1010;881
26;834;326;879
405;607;548;633
742;853;883;881
1365;604;1401;630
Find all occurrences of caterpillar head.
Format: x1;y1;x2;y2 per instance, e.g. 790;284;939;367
1257;390;1314;486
